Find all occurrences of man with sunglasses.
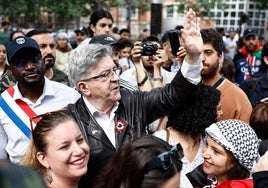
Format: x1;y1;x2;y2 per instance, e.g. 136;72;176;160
0;36;80;163
0;29;71;94
67;8;202;187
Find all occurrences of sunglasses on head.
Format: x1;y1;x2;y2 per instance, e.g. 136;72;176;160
29;109;67;131
143;143;183;173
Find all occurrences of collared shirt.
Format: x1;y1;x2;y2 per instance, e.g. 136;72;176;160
83;96;119;147
82;60;202;146
0;77;80;163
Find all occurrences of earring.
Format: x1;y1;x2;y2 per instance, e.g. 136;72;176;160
46;172;53;184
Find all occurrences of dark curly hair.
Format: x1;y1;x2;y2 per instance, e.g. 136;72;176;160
166;84;220;139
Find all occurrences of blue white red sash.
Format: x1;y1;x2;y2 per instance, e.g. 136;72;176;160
0;87;38;138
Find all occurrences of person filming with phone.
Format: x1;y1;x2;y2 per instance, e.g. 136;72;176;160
161;29;186;73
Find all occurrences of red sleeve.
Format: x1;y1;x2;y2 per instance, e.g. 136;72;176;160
216;179;253;188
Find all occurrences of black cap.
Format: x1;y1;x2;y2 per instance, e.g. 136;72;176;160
7;36;40;61
75;26;88;35
89;34;124;49
243;28;257;38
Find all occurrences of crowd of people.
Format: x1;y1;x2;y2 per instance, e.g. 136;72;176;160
0;7;268;188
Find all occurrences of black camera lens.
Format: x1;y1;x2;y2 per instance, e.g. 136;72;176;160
141;42;158;56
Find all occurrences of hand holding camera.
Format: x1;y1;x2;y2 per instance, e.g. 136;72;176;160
131;41;143;63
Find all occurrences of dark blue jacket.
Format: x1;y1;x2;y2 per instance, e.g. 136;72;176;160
240;73;268;106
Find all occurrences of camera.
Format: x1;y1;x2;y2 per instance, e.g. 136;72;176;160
141;42;159;56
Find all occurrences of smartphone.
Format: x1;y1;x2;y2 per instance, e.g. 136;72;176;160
168;30;180;56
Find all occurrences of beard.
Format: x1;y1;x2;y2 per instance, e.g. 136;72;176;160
45;60;55;69
43;54;55;69
201;61;219;80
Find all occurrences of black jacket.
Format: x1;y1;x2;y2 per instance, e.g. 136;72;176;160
67;71;198;187
253;171;268;188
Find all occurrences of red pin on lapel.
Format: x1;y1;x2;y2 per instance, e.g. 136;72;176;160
115;119;126;133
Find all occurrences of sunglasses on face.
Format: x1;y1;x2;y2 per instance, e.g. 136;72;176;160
12;55;42;68
143;143;183;173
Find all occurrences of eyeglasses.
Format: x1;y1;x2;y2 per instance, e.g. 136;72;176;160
80;67;121;82
143;143;183;173
12;55;42;68
29;109;67;131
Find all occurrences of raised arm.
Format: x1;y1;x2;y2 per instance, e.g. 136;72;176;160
181;8;203;65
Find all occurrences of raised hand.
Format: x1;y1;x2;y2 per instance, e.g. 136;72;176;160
181;8;203;64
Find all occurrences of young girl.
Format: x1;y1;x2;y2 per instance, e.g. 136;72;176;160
187;119;259;188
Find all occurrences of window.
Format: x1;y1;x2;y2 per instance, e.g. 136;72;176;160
239;4;244;9
166;5;174;17
231;12;236;17
217;12;221;17
131;8;138;19
255;12;260;18
249;4;254;9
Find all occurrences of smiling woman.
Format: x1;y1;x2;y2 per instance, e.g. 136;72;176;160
187;119;259;188
20;111;89;188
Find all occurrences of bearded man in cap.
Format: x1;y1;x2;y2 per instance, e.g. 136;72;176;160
233;28;265;85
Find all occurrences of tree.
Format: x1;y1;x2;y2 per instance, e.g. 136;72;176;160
176;0;227;18
252;0;268;9
0;0;121;30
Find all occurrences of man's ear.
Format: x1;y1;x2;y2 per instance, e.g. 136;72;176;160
263;56;268;66
77;81;91;96
36;151;50;169
219;52;224;70
90;24;96;34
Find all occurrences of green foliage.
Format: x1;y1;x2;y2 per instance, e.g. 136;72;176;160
176;0;227;18
252;0;268;9
0;0;121;29
131;0;151;14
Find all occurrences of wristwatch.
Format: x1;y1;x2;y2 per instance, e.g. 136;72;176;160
153;76;163;82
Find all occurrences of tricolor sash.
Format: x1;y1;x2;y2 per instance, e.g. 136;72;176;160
0;87;38;138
